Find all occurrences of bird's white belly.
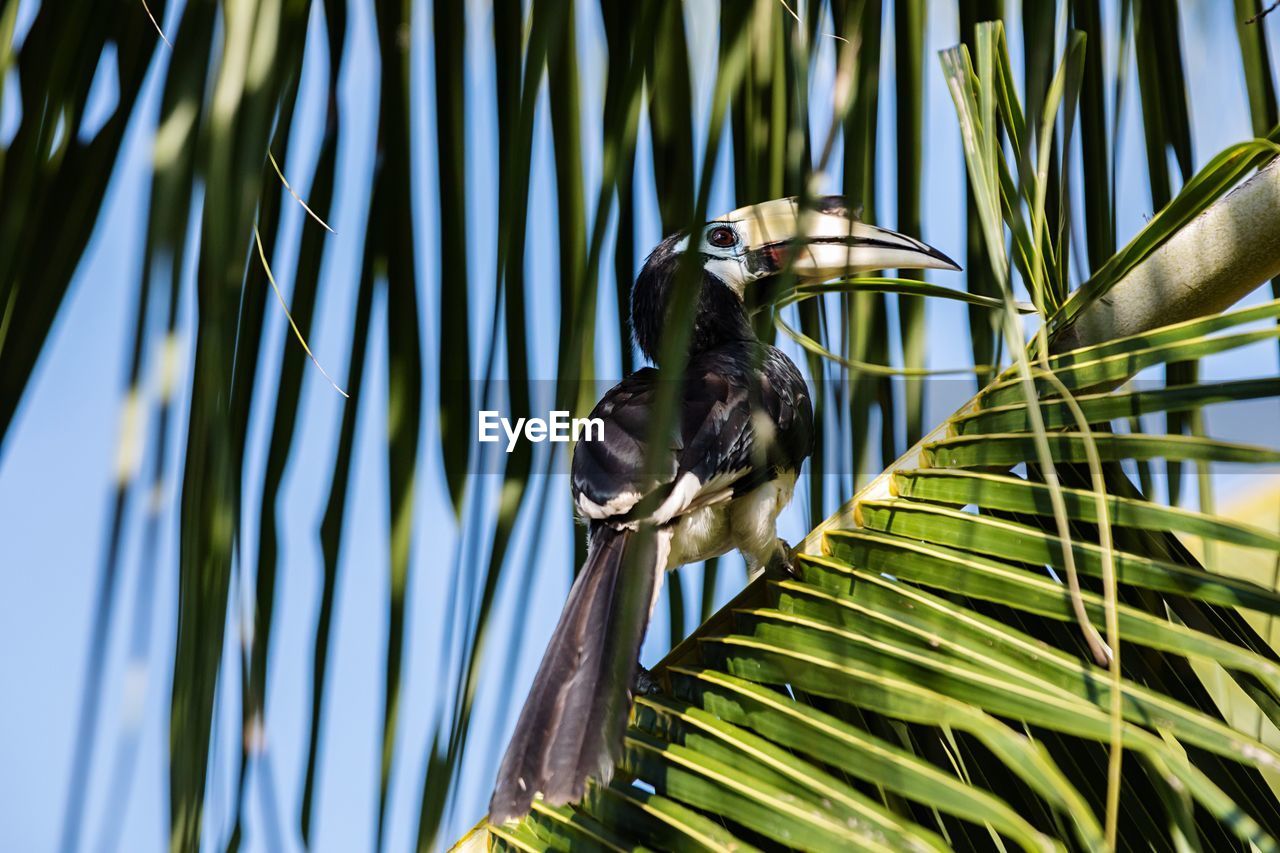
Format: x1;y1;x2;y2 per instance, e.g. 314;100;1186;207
664;502;733;568
663;469;797;571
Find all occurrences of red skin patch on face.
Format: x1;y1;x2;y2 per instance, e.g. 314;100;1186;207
747;243;799;277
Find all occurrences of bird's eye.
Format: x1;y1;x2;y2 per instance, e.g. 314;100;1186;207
706;226;738;248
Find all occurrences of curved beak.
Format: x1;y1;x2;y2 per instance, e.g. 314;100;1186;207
725;196;961;281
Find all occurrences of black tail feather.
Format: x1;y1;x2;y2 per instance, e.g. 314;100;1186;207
488;525;660;824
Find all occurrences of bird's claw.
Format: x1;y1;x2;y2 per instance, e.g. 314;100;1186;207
777;553;799;579
631;664;662;697
766;538;800;580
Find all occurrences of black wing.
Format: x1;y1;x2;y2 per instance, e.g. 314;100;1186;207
571;344;813;525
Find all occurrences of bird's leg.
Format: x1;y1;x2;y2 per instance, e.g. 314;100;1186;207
631;664;662;697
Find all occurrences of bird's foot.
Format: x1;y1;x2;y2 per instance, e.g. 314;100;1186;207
765;538;800;580
631;664;662;697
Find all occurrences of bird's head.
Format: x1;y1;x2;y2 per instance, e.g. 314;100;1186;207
632;196;960;363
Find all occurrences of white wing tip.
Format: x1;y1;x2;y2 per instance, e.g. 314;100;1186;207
576;490;642;520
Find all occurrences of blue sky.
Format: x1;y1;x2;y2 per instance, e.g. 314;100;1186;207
1;1;1279;851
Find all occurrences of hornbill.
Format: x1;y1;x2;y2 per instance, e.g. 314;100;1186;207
489;196;959;824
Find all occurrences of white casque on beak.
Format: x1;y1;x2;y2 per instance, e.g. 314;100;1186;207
720;196;961;284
